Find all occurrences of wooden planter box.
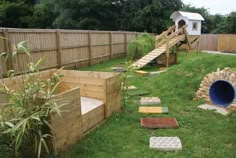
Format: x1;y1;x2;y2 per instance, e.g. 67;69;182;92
0;69;121;154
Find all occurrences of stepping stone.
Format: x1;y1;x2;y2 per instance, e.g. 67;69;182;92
140;97;161;105
159;67;168;71
149;70;167;76
136;70;149;76
111;67;126;72
150;137;182;151
141;118;179;129
127;90;150;96
139;106;168;114
124;85;137;90
198;104;229;116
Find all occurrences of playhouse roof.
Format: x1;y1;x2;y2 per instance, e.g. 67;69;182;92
170;11;205;21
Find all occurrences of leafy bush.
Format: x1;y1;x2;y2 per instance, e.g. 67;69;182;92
0;41;66;158
127;33;155;60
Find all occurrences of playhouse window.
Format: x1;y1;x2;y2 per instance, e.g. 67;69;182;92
192;22;198;30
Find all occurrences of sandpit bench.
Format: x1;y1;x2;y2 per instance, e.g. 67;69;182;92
0;69;121;153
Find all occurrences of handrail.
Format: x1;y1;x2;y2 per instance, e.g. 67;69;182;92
155;25;176;42
182;26;191;49
164;25;187;68
156;25;175;40
168;35;185;48
167;25;186;40
156;25;186;48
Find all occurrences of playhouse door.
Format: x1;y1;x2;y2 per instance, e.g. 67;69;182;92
178;20;186;29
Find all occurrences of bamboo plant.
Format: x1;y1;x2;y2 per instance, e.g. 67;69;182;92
0;40;66;158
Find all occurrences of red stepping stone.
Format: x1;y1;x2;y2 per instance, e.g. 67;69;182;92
140;118;179;129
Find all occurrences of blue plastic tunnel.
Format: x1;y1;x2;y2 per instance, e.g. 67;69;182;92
209;80;236;107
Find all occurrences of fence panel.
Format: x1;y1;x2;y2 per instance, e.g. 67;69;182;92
199;34;218;51
217;34;236;53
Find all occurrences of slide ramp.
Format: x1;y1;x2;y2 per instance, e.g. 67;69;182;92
132;35;185;69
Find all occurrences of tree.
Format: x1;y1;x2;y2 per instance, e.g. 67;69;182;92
117;0;183;33
0;0;34;28
30;0;58;28
226;12;236;33
51;0;182;33
52;0;121;30
210;14;228;33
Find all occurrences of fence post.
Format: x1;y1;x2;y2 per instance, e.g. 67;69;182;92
135;32;139;54
3;29;13;71
88;32;92;66
109;32;113;59
217;34;220;51
174;45;178;63
197;40;200;57
186;45;189;59
124;33;127;57
166;40;170;68
56;29;62;68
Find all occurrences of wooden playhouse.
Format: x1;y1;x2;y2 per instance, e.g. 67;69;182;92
132;11;204;69
0;69;121;153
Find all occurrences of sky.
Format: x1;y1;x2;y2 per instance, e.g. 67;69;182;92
182;0;236;15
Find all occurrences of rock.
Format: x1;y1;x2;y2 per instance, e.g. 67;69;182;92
198;104;229;115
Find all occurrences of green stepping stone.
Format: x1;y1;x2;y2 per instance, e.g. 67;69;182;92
127;90;150;96
162;107;169;113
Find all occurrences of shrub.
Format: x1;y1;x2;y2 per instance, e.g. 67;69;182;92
127;32;155;60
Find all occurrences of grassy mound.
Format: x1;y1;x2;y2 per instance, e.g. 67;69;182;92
62;52;236;158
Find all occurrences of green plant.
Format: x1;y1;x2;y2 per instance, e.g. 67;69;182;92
0;41;66;158
120;61;136;112
127;32;155;60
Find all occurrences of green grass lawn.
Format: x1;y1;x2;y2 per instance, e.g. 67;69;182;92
59;52;236;158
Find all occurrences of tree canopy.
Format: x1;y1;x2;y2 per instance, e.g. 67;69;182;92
0;0;235;34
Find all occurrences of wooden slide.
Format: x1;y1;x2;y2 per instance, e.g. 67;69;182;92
131;25;199;69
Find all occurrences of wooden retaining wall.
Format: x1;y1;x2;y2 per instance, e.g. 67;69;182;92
0;28;139;75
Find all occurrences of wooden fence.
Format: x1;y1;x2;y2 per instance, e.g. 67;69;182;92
1;28;235;75
199;34;236;53
0;28;139;75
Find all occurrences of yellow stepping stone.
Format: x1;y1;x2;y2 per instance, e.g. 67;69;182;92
124;85;137;90
136;70;149;76
139;106;168;114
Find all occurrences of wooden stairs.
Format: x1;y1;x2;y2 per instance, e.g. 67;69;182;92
131;25;199;69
